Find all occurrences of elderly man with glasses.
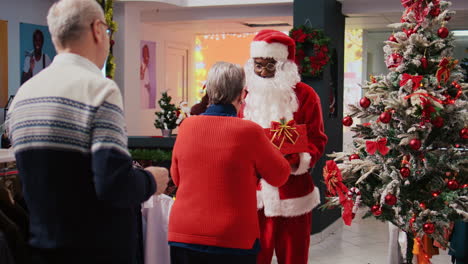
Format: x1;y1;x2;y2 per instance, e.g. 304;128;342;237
5;0;168;263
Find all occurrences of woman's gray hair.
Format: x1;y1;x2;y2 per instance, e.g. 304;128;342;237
206;62;245;105
47;0;104;47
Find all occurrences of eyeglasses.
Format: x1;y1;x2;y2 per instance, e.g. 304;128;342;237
91;20;113;37
254;62;276;72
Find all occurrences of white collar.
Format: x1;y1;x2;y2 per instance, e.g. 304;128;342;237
52;53;103;77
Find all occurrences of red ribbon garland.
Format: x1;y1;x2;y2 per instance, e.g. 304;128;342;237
366;138;390;156
400;73;423;91
404;83;462;105
323;160;354;225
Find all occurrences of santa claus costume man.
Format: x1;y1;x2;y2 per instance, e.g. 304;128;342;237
242;29;328;264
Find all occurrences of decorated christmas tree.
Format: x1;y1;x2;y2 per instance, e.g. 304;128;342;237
323;0;467;262
154;92;178;130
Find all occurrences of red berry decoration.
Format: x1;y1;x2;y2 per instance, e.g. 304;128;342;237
438;27;449;38
462;184;468;188
430;7;441;16
388;35;397;42
420;57;428;69
447;179;459;190
460;128;468;139
360;97;371;108
349;154;360;161
379;112;392;123
431;190;441;197
342;116;353;127
431;116;444;128
385;194;397;206
420;202;426;209
409;139;422;150
423;222;435;234
400;167;411;178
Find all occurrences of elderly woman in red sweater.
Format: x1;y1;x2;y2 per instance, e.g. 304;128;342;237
168;62;290;264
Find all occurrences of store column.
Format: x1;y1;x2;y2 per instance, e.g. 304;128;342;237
293;0;345;235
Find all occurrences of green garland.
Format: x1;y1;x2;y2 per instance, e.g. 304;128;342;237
96;0;117;79
129;149;172;162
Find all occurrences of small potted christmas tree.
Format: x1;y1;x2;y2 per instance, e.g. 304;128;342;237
154;92;178;137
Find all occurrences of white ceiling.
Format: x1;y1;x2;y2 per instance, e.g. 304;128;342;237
122;0;468;33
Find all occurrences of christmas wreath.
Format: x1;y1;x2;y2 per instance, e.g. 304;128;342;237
289;25;332;78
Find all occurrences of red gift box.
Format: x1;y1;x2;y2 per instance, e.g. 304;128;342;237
264;119;309;155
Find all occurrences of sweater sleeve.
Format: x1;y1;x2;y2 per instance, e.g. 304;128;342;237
252;125;290;187
90;83;156;207
170;138;180;186
297;83;328;167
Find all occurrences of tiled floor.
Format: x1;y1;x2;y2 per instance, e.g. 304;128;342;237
272;216;451;264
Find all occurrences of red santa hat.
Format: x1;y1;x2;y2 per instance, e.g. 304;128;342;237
250;29;296;61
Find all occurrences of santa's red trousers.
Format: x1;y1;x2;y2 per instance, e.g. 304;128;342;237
257;210;312;264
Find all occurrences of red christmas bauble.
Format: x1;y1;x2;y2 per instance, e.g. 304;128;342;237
342;116;353;127
431;190;441;197
460;128;468;139
462;184;468;188
447;180;459;190
409;139;422;150
430;7;441;16
360;97;371;108
438;27;449;38
420;57;428;69
385;194;397;206
400;167;411;178
431;116;444;128
388;35;397;42
373;209;382;216
379;112;392;123
423;222;435;234
419;202;426;209
349;154;360;161
371;204;380;212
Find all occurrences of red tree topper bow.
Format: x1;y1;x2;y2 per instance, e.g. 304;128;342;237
366;138;390;156
270;119;299;149
436;57;458;84
401;0;429;25
400;73;423;91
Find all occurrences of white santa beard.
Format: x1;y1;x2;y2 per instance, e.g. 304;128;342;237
243;59;300;128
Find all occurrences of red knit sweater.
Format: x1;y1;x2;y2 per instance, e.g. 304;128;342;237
169;115;291;249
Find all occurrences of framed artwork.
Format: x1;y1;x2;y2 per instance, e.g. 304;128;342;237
140;41;156;109
19;23;56;85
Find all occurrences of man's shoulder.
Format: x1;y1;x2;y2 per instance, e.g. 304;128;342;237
295;82;320;101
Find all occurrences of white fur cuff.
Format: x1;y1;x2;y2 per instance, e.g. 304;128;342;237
250;41;288;60
291;152;311;175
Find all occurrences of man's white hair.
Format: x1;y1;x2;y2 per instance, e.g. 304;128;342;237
47;0;104;47
243;59;300;128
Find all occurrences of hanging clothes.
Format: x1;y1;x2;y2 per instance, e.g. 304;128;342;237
142;194;174;264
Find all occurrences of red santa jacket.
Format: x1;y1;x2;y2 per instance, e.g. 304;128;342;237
241;82;328;217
